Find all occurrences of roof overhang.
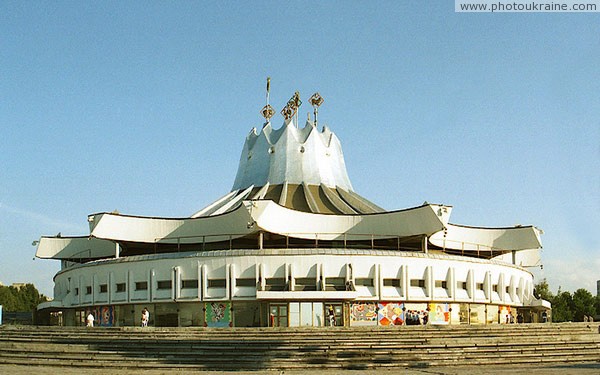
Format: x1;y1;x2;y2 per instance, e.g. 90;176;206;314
250;201;451;241
429;223;543;253
35;236;115;260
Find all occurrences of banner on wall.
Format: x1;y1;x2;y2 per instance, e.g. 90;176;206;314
350;302;377;326
429;303;450;324
205;302;231;327
377;302;405;326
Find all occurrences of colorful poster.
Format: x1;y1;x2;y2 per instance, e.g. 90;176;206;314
205;302;231;327
430;303;450;324
350;303;377;326
377;302;404;326
86;306;115;327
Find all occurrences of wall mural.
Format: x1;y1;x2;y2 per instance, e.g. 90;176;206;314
429;303;450;324
205;302;231;327
86;305;115;327
377;302;405;326
350;302;377;325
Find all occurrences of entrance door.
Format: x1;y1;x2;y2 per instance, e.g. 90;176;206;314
325;303;343;326
269;303;288;327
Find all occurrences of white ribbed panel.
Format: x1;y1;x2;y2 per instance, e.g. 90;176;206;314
232;119;353;191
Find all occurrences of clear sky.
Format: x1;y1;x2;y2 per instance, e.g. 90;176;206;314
1;1;598;297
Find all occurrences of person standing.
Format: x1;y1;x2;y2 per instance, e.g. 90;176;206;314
86;312;94;327
327;305;335;326
141;308;150;327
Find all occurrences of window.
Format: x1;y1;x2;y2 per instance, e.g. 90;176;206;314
74;287;79;296
235;278;255;287
294;277;316;291
410;279;425;288
492;285;498;293
208;279;226;288
295;277;315;286
355;278;373;287
506;286;510;293
325;277;346;291
157;280;172;290
383;279;401;287
86;286;92;295
458;281;468;290
116;283;126;293
265;277;286;291
476;283;484;291
181;279;199;289
99;284;108;293
435;280;447;289
135;281;148;291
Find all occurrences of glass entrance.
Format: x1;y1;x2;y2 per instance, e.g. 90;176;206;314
269;303;288;327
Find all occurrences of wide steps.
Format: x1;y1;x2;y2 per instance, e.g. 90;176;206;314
1;323;599;370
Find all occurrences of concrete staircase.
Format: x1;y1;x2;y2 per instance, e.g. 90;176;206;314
1;323;599;370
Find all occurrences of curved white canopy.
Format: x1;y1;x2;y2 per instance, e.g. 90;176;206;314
429;223;543;252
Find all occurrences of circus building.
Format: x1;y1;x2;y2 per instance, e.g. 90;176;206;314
35;82;550;327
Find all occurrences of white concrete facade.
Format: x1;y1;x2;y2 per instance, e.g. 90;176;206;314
51;249;534;308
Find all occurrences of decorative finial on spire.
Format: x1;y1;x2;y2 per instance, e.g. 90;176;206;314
260;77;274;124
260;104;275;122
281;91;302;125
309;92;324;127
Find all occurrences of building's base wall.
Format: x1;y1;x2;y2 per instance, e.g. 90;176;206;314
47;301;547;328
44;249;544;327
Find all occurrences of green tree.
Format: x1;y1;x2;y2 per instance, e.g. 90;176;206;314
552;288;574;322
0;284;47;312
0;287;18;311
534;279;554;301
572;288;595;321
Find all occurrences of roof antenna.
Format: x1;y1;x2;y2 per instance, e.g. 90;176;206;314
260;77;274;126
309;92;324;128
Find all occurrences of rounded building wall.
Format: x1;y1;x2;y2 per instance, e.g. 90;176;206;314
51;249;535;325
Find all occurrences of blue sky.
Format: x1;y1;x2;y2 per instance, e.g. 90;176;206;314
1;1;598;297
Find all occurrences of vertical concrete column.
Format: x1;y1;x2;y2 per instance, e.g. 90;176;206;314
92;274;96;305
498;273;505;304
197;261;203;300
229;263;236;299
426;266;433;300
108;272;113;305
375;264;382;300
288;263;295;292
201;264;208;300
149;269;154;302
467;269;474;301
127;269;132;303
224;263;231;298
400;265;408;299
449;267;456;299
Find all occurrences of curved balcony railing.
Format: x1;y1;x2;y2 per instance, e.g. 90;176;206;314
63;232;508;267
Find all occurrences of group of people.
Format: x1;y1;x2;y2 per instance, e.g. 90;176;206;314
405;310;427;325
85;308;150;328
